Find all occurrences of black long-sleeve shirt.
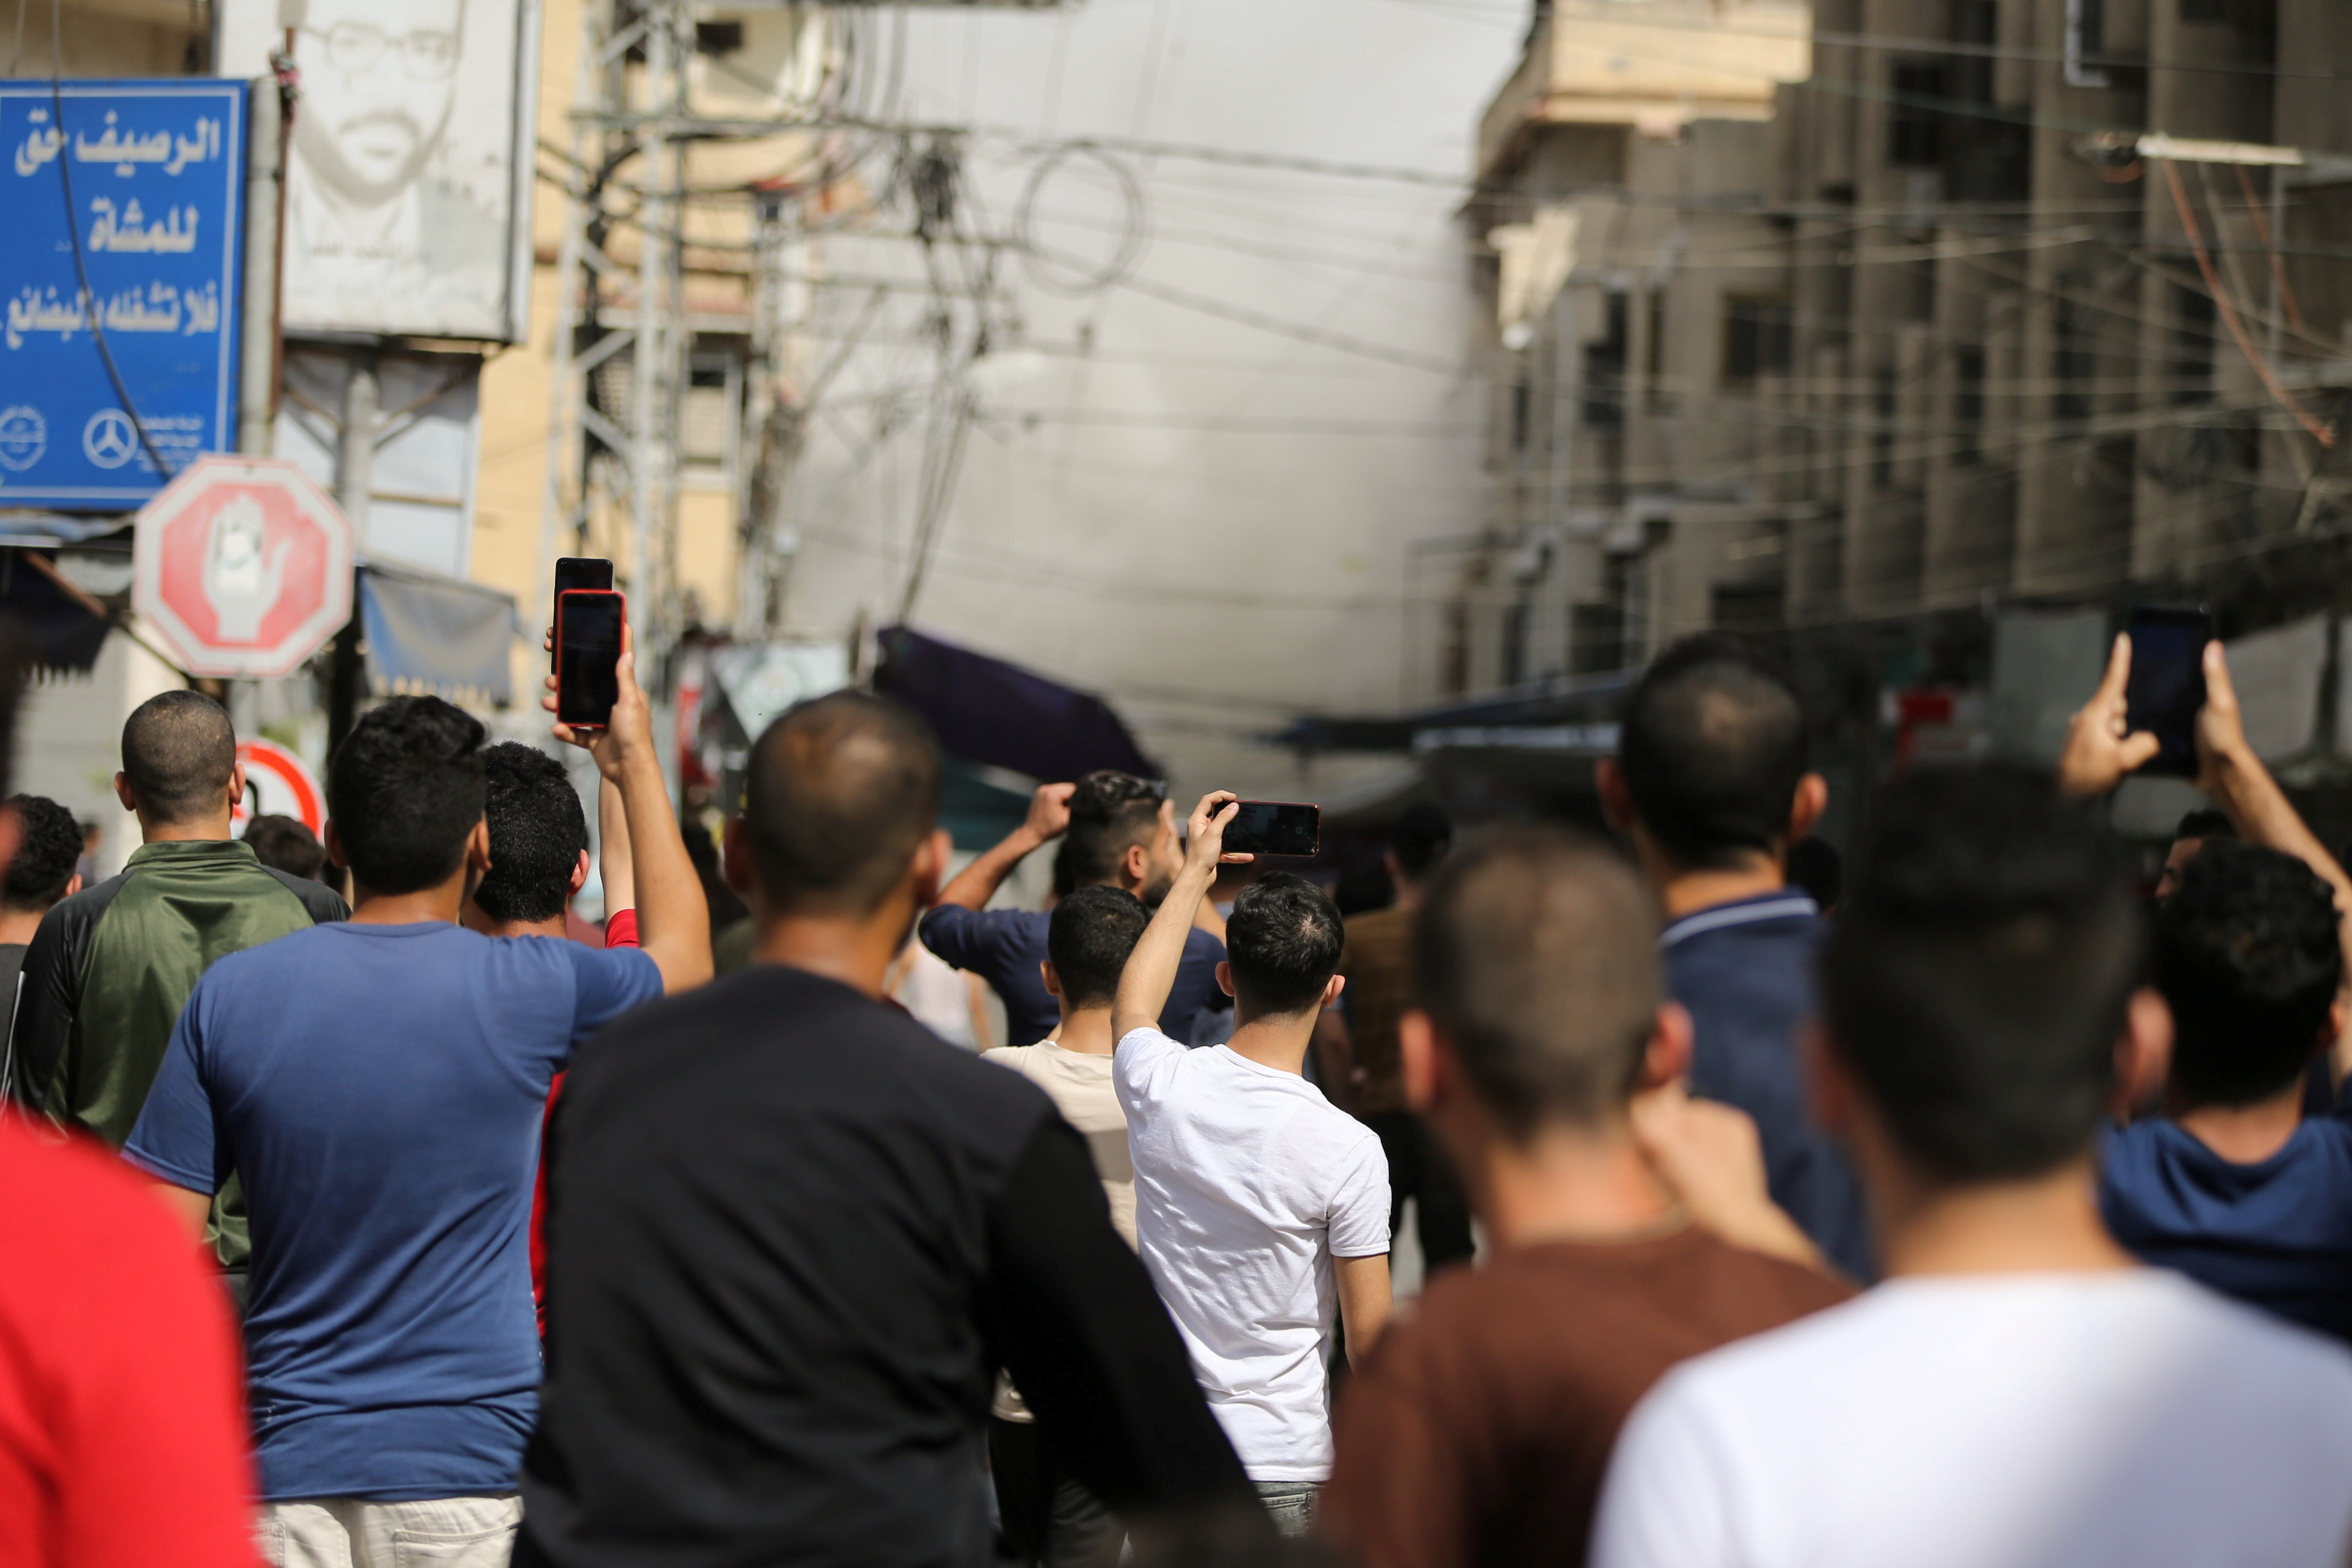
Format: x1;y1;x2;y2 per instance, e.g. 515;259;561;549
517;964;1247;1568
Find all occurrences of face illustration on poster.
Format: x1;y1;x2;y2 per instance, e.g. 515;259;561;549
272;0;522;339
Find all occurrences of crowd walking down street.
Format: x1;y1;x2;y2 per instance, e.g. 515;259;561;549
1;619;2352;1568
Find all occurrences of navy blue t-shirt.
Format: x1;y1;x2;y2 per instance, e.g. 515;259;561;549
124;921;664;1501
1664;891;1874;1282
2101;1111;2352;1345
921;903;1226;1045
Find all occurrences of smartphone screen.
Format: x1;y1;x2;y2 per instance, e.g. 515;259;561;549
557;590;625;729
553;558;613;671
2124;606;2212;777
1223;801;1321;858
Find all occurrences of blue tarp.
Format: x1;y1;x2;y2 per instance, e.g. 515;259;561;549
875;624;1156;783
358;561;514;707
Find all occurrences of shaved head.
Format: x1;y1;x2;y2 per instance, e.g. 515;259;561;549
121;690;236;824
1415;826;1663;1137
744;692;942;916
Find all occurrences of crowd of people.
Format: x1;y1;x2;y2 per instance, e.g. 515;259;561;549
7;620;2352;1568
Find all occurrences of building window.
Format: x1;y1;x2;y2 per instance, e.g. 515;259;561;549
1510;372;1534;451
1583;291;1629;427
680;348;741;489
1723;297;1794;384
1890;62;1948;168
2054;295;2095;422
695;21;745;56
1953;345;1985;463
2178;0;2227;22
2172;285;2216;406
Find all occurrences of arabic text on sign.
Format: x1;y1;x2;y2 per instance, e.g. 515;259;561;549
12;107;220;179
5;281;222;350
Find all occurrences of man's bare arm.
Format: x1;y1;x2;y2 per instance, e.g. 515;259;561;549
598;775;635;917
1335;1253;1393;1364
1113;793;1242;1042
547;636;710;992
934;783;1074;912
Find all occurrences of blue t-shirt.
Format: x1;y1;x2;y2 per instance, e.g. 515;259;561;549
921;903;1226;1045
2101;1112;2352;1346
1663;890;1874;1282
123;921;664;1501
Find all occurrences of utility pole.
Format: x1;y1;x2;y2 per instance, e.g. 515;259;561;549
538;0;693;685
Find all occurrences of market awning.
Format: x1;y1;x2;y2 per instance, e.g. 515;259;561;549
875;624;1157;782
1271;668;1637;753
359;561;516;707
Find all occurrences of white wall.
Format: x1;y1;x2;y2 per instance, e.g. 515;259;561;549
15;627;182;878
777;0;1519;799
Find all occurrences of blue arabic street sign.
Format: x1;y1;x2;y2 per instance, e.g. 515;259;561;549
0;80;245;512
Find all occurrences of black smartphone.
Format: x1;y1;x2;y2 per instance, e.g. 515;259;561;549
1222;800;1321;858
2125;605;2213;777
553;558;613;671
556;589;625;730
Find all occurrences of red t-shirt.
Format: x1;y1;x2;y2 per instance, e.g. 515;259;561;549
0;1119;257;1568
532;909;641;1322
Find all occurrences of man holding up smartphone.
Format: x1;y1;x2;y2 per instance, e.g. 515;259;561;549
1112;792;1392;1537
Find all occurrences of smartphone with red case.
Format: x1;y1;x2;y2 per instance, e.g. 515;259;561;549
555;589;625;730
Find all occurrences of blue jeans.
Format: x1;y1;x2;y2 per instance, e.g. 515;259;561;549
1254;1482;1319;1539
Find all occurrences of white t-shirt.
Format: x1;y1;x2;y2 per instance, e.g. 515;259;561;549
1114;1025;1390;1482
1593;1270;2352;1568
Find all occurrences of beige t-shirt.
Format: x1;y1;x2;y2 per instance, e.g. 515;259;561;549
981;1040;1135;1422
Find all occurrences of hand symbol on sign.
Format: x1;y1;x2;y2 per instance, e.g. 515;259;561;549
203;496;289;642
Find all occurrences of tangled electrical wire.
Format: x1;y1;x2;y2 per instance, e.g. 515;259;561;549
1012;143;1148;298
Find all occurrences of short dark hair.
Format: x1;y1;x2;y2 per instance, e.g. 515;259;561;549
1618;634;1808;871
1415;826;1661;1138
2155;841;2342;1106
2174;809;2235;843
1822;766;2143;1184
744;691;941;916
327;697;487;895
1058;772;1166;891
1389;802;1452;882
474;743;587;924
242;814;325;881
1225;871;1343;1016
121;690;235;824
1787;835;1843;911
3;794;82;910
1048;885;1151;1010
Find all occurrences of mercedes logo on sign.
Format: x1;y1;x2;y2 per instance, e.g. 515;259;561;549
82;408;139;470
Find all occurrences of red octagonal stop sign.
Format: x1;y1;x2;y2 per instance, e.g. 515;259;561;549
133;456;356;679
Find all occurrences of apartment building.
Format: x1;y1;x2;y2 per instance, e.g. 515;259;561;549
1448;0;2352;705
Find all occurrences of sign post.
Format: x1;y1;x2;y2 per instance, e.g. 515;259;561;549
0;80;247;510
132;454;354;679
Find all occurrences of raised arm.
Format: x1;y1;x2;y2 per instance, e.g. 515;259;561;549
598;775;635;918
547;633;710;993
934;783;1074;913
1113;792;1243;1042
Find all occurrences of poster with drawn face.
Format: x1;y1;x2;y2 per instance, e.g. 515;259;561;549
217;0;539;341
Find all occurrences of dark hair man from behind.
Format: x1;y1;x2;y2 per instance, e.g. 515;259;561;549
982;881;1156;1566
2103;843;2352;1343
0;794;84;1079
521;692;1252;1568
469;743;589;926
242;815;327;883
1596;633;1867;1280
124;662;705;1561
1323;801;1477;1283
0;656;262;1568
1593;766;2352;1568
2157;807;2236;900
923;766;1229;1047
1324;826;1847;1568
9;689;345;1294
